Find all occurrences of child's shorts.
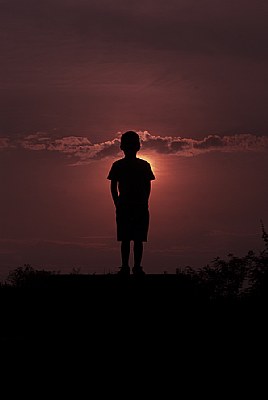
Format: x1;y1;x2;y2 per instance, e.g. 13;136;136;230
116;203;149;241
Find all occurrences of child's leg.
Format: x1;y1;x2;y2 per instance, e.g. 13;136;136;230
121;240;130;267
133;240;143;267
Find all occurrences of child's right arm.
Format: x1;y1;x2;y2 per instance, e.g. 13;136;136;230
110;179;119;207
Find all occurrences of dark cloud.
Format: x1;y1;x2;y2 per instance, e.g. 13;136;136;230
3;131;267;164
194;135;224;149
0;138;10;149
139;133;170;153
169;139;191;152
92;139;121;160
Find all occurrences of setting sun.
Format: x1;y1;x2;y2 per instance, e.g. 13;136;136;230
140;153;157;174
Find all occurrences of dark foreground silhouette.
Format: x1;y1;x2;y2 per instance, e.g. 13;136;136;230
1;269;267;384
1;265;267;342
1;223;267;345
3;226;267;387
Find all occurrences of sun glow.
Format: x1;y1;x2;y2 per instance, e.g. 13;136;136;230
140;152;158;174
140;152;170;179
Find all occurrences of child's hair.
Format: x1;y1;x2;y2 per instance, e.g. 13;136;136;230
120;131;141;152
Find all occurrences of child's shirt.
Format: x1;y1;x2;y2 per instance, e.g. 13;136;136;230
107;157;155;205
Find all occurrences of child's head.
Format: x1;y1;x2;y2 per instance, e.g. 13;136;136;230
120;131;140;155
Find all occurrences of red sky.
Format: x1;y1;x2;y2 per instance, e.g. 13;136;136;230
0;0;268;279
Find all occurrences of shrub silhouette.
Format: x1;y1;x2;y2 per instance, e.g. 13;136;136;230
6;263;59;288
179;222;268;301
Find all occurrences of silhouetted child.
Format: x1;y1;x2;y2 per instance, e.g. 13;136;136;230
107;131;155;276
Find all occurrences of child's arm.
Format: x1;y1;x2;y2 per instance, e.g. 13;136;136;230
110;179;119;207
145;180;151;201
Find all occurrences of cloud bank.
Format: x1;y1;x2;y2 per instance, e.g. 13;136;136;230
1;131;268;164
0;138;10;150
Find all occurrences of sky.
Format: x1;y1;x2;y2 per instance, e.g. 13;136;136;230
0;0;268;279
